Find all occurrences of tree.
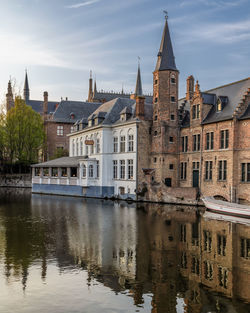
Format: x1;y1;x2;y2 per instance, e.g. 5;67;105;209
5;97;45;164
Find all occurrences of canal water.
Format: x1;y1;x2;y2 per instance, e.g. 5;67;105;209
0;191;249;313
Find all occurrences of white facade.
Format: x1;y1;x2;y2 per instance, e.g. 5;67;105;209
69;121;138;198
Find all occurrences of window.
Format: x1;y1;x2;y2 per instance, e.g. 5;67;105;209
119;186;125;195
85;145;88;155
113;160;118;179
204;261;213;280
171;96;175;102
169;136;174;143
218;160;227;181
180;224;186;242
89;165;94;178
128;160;133;180
218;267;228;288
57;125;63;136
154;79;158;85
170;114;175;121
192;223;199;246
120;136;126;152
240;238;250;259
113;137;118;153
154;97;158;103
206;132;214;150
192;104;200;119
82;165;86;178
191;257;200;275
76;140;79;156
181;252;187;269
204;230;212;252
193;162;200;170
43;168;49;176
80;140;83;156
52;167;58;177
220;130;229;149
205;161;213;181
70;167;77;177
193;134;200;151
96;138;100;153
70;126;74;133
217;235;226;256
171;77;176;84
120;160;125;179
154;115;158;121
217;99;222;112
153;157;157;163
90;144;94;155
72;141;75;156
241;163;250;182
35;168;41;176
169;164;174;170
128;135;134;152
96;161;99;178
154;130;158;136
181;136;188;152
180;162;187;180
61;167;67;177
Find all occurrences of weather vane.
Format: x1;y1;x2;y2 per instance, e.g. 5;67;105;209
163;10;168;19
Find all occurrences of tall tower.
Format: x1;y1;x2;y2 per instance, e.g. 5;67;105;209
23;70;30;103
87;70;93;102
131;61;143;99
151;14;179;185
6;79;14;111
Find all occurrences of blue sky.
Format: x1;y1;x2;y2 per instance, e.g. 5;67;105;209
0;0;250;104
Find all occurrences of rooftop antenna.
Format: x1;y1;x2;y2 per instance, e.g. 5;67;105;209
163;10;168;20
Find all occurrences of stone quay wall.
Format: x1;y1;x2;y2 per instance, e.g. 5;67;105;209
0;174;32;188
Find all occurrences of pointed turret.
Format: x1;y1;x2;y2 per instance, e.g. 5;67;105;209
94;78;97;96
155;15;177;72
6;79;14;111
87;70;93;102
134;62;143;96
23;70;30;102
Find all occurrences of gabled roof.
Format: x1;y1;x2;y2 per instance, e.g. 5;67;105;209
26;99;58;114
202;78;250;124
155;18;178;72
239;103;250;120
52;100;101;123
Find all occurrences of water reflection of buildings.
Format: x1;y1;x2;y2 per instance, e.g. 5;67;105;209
0;195;249;312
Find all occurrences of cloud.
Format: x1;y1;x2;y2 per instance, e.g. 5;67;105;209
180;0;247;8
65;0;100;9
179;19;250;44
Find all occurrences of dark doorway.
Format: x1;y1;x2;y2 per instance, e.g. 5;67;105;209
193;170;199;187
165;178;172;187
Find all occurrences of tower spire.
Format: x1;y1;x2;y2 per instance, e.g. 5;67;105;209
88;70;93;102
6;79;14;111
134;58;143;96
23;69;30;102
155;13;177;71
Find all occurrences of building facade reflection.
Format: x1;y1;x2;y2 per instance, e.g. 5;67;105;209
0;194;249;312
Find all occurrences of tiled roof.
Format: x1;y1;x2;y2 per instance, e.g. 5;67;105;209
26;100;58;114
52;100;101;123
32;156;86;167
239;103;250;120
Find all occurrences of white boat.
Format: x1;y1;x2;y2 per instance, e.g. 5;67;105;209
202;197;250;219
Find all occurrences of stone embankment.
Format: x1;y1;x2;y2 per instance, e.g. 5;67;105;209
0;174;32;188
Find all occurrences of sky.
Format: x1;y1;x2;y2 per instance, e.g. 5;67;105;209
0;0;250;105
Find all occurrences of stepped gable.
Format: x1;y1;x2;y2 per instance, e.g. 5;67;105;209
52;100;101;123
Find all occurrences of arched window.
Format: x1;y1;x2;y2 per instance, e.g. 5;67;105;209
80;138;83;156
82;165;86;178
89;164;94;178
96;138;100;153
76;139;79;156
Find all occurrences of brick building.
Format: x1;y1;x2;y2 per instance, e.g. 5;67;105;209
141;15;250;204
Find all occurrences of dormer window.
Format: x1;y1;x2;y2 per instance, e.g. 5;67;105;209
217;99;222;112
88;120;92;127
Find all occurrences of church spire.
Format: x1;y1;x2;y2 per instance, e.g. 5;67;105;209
6;79;14;111
23;70;30;102
155;14;177;72
134;59;143;96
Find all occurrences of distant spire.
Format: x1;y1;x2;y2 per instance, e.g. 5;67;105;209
88;70;93;101
134;59;143;96
6;79;14;111
121;83;124;94
94;78;97;95
23;69;30;102
155;13;177;71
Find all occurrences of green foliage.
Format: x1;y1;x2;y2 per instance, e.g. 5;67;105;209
4;97;45;164
50;148;68;160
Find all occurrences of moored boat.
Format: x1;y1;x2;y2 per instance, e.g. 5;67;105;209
202;197;250;219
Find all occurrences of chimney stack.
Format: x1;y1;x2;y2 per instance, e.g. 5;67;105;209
43;91;48;116
135;95;145;120
186;75;194;101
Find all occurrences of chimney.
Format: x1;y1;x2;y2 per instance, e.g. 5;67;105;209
186;75;194;100
135;96;145;120
43;91;48;116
